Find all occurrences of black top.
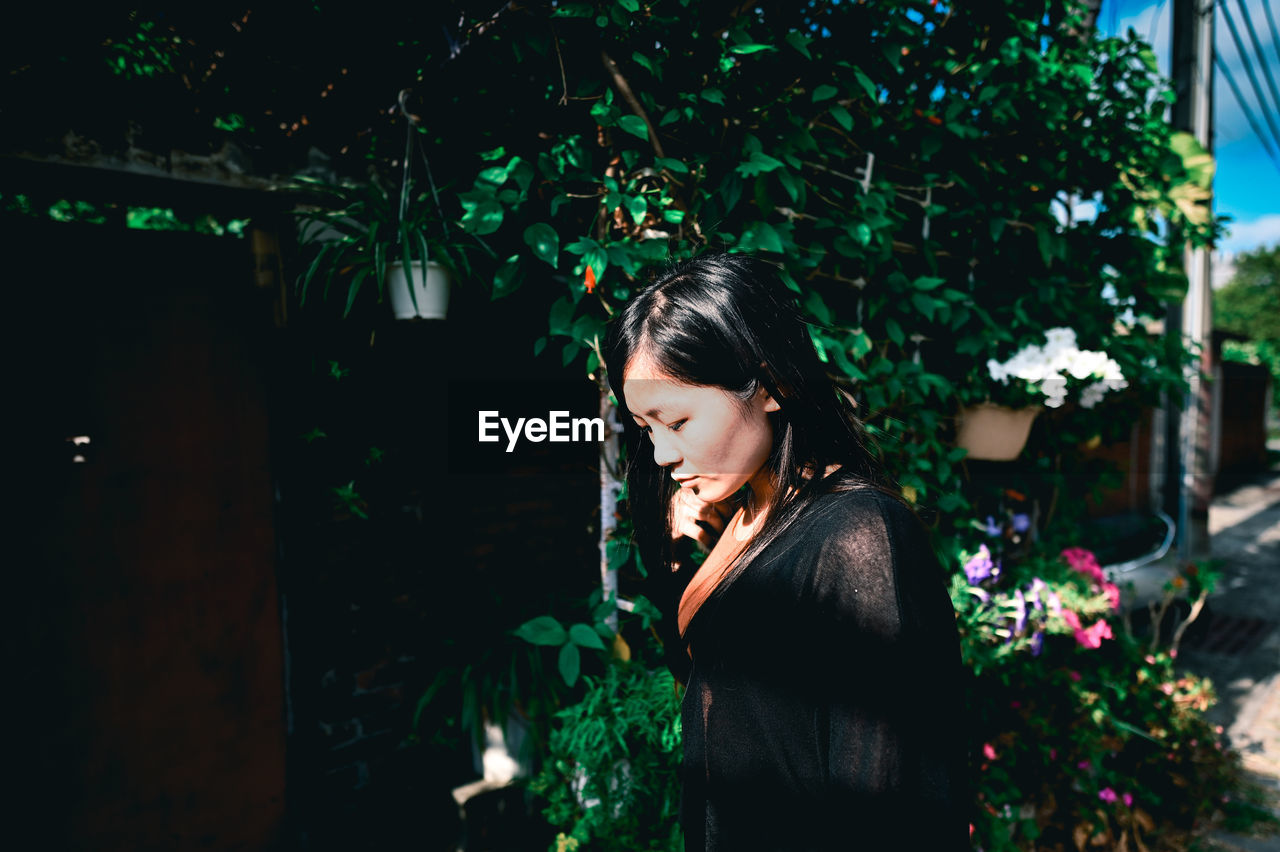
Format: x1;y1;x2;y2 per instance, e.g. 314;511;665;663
661;487;969;851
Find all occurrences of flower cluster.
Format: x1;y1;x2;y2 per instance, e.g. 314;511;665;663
1062;546;1122;611
987;327;1128;409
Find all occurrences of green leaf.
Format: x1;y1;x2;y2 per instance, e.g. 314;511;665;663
562;341;579;367
617;114;649;140
913;276;946;291
618;0;640;11
626;195;647;225
701;88;726;105
460;198;504;235
548;296;575;336
804;289;832;324
632;50;656;75
551;2;593;17
785;31;812;60
1035;223;1054;267
569;623;607;650
989;218;1006;242
847;329;873;359
885;317;904;347
606;538;631;571
777;169;802;203
809;327;830;363
655;156;689;174
730;43;776;55
736;151;785;177
493;255;522;300
558;642;581;686
829;104;853;131
911;292;937;322
812;84;838;102
739;221;784;253
663;208;686;223
853;69;877;101
478;146;506;161
515;615;568;646
523;223;559;267
533;336;547;357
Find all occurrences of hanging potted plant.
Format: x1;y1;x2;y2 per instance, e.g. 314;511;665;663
957;327;1129;461
293;173;474;320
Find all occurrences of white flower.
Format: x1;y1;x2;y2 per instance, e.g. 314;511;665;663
986;327;1127;407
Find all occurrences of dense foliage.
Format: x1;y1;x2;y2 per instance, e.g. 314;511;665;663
11;2;1266;849
421;0;1217;540
1215;244;1280;410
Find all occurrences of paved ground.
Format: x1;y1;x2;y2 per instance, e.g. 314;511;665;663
1180;468;1280;851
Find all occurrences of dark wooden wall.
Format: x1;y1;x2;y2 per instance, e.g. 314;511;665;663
11;217;287;850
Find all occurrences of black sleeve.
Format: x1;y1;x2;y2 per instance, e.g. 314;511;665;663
807;492;970;849
648;540;698;686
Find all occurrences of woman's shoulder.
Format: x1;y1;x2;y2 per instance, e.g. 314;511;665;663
803;483;921;541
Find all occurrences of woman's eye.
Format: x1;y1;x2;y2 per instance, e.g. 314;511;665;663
669;419;687;433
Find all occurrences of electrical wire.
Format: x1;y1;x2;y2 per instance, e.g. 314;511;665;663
1234;0;1280;121
1214;52;1280;172
1217;0;1280;153
1263;0;1280;69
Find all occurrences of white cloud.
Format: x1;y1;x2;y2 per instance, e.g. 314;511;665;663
1219;212;1280;253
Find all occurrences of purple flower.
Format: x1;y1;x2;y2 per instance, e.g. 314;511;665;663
1030;630;1044;656
1047;591;1062;616
1098;788;1118;804
1012;590;1028;635
1028;577;1047;610
1012;513;1030;533
964;544;999;585
1122;792;1133;807
984;515;1001;537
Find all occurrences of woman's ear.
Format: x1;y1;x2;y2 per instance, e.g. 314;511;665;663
756;385;781;413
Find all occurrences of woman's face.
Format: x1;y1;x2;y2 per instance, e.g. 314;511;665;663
622;354;779;504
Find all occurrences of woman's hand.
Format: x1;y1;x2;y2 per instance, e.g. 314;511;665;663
669;487;737;553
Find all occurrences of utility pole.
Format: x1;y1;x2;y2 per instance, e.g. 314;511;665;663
1165;0;1215;560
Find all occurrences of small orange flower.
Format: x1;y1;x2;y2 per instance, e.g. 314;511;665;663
584;265;597;294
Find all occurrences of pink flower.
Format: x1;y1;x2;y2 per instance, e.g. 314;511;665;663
1099;787;1118;803
1074;618;1113;649
1122;792;1133;807
1077;759;1091;770
1049;748;1057;760
1069;670;1082;682
1103;582;1122;610
983;743;998;760
1062;547;1105;584
1160;682;1175;695
1062;609;1082;630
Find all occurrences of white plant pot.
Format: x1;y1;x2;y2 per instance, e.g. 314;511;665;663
386;260;450;320
469;710;533;784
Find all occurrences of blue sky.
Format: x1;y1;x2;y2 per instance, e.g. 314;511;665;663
1100;0;1280;256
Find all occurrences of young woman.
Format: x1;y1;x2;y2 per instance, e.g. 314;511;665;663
603;253;969;850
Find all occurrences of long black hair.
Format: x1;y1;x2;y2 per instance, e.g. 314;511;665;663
603;252;900;642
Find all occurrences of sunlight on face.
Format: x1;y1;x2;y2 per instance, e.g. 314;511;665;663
622;354;779;504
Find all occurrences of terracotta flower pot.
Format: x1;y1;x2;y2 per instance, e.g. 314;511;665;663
955;403;1041;461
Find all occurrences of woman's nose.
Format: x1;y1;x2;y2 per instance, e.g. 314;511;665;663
651;434;681;468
